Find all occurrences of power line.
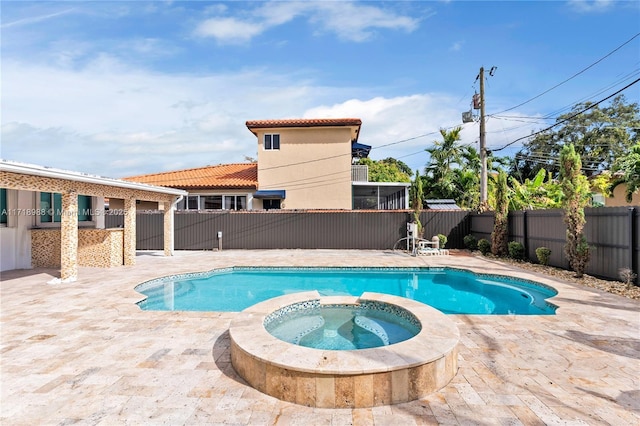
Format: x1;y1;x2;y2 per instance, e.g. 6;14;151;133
487;67;640;129
492;77;640;152
491;32;640;115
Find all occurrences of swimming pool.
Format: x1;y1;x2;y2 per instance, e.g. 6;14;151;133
135;267;558;315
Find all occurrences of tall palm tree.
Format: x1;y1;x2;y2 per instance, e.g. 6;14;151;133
425;127;464;200
425;127;463;182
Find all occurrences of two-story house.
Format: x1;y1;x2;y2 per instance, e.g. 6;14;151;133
122;118;409;210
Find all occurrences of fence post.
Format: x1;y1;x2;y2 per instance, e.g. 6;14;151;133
630;207;638;285
522;210;529;261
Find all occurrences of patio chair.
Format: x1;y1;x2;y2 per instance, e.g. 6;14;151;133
417;236;450;256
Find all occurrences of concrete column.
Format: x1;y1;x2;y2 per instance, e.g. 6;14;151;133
123;197;136;266
60;191;78;282
163;198;174;256
94;196;106;229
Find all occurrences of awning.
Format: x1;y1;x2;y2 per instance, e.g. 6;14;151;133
253;190;286;199
425;199;461;210
352;142;371;158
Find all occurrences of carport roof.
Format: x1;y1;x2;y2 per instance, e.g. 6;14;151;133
1;160;187;197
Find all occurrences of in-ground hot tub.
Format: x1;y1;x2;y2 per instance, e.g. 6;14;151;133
264;298;421;350
229;291;459;408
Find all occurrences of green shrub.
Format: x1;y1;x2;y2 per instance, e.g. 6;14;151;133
478;238;491;255
438;233;448;249
508;241;525;260
463;234;478;251
535;247;552;265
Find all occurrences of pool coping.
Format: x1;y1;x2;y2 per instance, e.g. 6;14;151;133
229;291;460;407
229;291;459;376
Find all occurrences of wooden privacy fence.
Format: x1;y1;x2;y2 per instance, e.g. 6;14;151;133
470;206;639;284
104;207;638;283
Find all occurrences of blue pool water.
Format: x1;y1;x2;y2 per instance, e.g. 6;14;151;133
135;267;558;315
265;304;421;350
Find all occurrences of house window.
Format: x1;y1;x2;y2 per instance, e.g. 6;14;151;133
202;195;222;210
183;195;247;211
263;199;281;210
236;196;247;210
186;196;200;210
0;188;7;225
78;195;92;221
264;134;280;150
39;193;92;223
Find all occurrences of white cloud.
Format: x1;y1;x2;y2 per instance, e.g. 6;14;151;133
194;17;265;44
310;2;420;42
1;57;345;177
567;0;614;13
2;52;537;179
303;95;537;171
193;1;420;44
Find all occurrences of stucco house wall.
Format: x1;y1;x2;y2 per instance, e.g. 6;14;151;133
255;126;354;210
605;183;640;207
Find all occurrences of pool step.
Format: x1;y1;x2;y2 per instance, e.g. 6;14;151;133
290;315;325;345
354;316;390;346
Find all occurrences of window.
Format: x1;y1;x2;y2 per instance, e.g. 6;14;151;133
264;134;280;150
202;195;222;210
39;193;92;223
182;195;247;211
236;196;247;210
77;195;92;221
0;188;7;225
186;196;199;210
263;199;281;210
224;195;247;210
40;193;62;223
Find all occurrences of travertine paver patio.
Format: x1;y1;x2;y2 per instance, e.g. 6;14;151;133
1;250;638;425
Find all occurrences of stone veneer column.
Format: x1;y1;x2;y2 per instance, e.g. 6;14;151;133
60;191;78;282
163;199;174;256
123;197;136;266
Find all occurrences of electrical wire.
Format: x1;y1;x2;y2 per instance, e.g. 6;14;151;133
492;77;640;152
490;32;640;115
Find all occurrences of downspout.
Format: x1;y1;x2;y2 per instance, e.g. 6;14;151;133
168;195;183;255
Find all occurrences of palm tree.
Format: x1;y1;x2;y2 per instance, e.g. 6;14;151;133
425;127;463;200
425;127;463;181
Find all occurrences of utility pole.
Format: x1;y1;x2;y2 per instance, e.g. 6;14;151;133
479;66;488;208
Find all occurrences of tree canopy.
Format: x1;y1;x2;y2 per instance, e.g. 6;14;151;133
357;157;411;183
512;95;639;181
612;142;640;202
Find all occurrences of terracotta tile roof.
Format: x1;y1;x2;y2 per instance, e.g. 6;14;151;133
123;163;258;190
246;118;361;131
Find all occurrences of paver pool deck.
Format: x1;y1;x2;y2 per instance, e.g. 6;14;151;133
1;249;638;425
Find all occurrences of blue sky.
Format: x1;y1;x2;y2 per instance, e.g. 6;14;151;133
2;0;639;178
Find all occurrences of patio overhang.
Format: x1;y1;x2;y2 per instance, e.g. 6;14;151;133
0;160;188;282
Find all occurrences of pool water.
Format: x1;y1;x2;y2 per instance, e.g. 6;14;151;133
265;304;421;350
135;267;558;315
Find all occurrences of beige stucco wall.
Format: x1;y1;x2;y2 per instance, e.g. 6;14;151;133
605;184;640;207
31;228;124;268
256;127;353;210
